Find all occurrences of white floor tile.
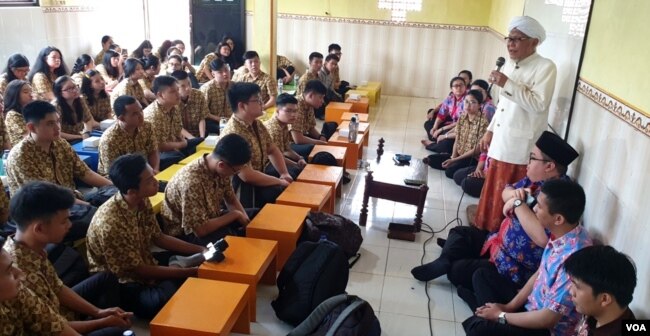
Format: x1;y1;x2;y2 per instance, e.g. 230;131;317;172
346;272;385;310
379;312;457;336
385;246;439;279
351;244;389;275
380;276;454;321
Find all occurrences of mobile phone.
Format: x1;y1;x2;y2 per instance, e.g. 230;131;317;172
121;48;128;56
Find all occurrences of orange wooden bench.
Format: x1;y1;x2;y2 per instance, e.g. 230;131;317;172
327;132;365;170
308;145;347;167
324;102;353;123
296;164;344;212
276;181;333;213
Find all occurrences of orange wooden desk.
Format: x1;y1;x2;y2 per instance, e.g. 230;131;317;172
297;164;344;212
198;236;277;322
150;277;250;336
276;181;333;213
246;204;310;269
327;132;365;170
338;121;370;146
341;112;369;123
179;150;212;165
324;102;353;123
149;192;164;214
345;97;370;114
308;145;347;167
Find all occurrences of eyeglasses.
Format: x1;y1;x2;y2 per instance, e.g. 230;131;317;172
529;155;551;163
62;86;79;93
452;84;465;88
504;36;530;43
464;100;479;105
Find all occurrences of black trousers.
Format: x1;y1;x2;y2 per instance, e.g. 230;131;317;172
425;154;474;179
66;203;97;242
72;271;121;309
120;278;185;319
264;162;302;180
177;208;260;246
463;315;550;336
472;267;521;310
453;166;485;198
290;143;314;160
206;119;220;135
232;174;286;208
426;138;455;153
159;137;203;170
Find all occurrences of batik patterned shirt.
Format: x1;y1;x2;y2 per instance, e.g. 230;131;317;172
178;89;209;137
200;80;232;119
220;115;270;171
5;110;27;146
110;79;147;107
264;115;291;152
290;98;316;135
144;100;184;146
84;94;113;122
0;284;67;335
296;71;319;97
31;72;56;101
231;71;277;105
54;99;93;136
97;121;158;176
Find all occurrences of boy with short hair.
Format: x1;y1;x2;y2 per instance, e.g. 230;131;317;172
4;181;131;335
232;50;277;109
161;134;256;245
564;245;637;336
291;80;331;147
144;75;202;170
0;235;78;335
200;58;232;134
319;53;343;102
171;70;208;138
464;179;592;336
98;95;159;176
87;154;206;319
264;93;307;173
295;52;323;97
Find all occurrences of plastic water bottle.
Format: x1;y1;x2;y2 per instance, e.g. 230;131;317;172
293;74;299;86
0;150;9;176
277;79;283;95
219;118;227;132
348;116;357;143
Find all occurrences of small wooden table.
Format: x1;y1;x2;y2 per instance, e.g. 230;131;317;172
325;102;353;123
357;82;381;106
341;112;369;123
338;121;370;146
308;145;347;167
150;277;250;335
360;140;429;241
155;164;184;182
345;97;370;114
297;164;344;212
246;204;310;269
178;150;212;165
198;236;277;322
327;132;365;170
276;181;333;213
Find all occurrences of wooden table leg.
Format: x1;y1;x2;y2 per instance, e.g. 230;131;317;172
359;171;373;226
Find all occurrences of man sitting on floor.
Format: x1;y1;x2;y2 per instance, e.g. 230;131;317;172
463;179;592;336
0;236;79;335
564;245;637;336
5;181;131;335
220;82;292;207
6;100;112;242
264;93;307;176
161;134;257;245
200;58;232;135
411;132;579;304
291;80;335;158
171;70;208;138
98;95;159;176
87;154;206;319
295;52;322;97
144;75;202;170
232;51;277;110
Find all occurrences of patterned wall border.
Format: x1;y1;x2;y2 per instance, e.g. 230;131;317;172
267;12;488;32
577;78;650;137
42;5;95;13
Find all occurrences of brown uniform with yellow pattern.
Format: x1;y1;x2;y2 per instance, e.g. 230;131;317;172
97;121;158;176
220;115;271;172
178;89;209;137
200;79;231;120
4;110;27;147
0;284;67;335
54;99;93;136
231;71;277;105
143;100;184;146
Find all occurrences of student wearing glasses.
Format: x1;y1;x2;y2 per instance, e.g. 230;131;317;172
0;53;30;95
422;76;468;154
475;16;557;233
160;134;257;245
28;46;68;101
52;76;98;143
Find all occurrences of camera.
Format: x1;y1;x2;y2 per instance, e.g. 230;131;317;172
203;238;229;263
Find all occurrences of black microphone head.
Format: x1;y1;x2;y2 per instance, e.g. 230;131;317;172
496;57;506;67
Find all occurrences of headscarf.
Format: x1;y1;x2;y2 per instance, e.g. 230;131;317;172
508;16;546;44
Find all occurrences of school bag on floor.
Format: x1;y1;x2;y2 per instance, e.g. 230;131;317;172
271;240;350;326
287;294;381;336
301;212;363;265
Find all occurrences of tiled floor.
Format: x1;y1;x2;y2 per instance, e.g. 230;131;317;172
132;96;476;335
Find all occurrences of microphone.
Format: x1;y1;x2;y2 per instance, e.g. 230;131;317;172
488;57;506;93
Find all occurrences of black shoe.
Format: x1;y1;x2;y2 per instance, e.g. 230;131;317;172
436;237;446;248
342;172;352;184
410;257;450;281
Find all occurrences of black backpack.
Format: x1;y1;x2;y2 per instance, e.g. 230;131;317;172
301;212;363;261
272;240;350;326
287;294;381;336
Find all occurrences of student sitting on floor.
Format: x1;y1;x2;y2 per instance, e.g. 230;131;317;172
295;52;322;97
221;82;291;208
144;75;202;170
98;95;159;176
0;236;79;336
421;76;467;154
6;101;112;242
110;58;148;108
53;76;99;144
463;179;592;336
411;131;579;305
319;53;344;104
29;46;68;101
161;134;257;245
424;89;489;180
232;51;277;109
291;80;336;159
81;70;113;123
87;154;206;319
327;43;354;97
200;58;232;135
139;55;160;104
3;79;33;147
96;50;123;92
564;245;637;336
264;93;307;175
171;70;208;138
277;55;296;84
4;181;131;335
